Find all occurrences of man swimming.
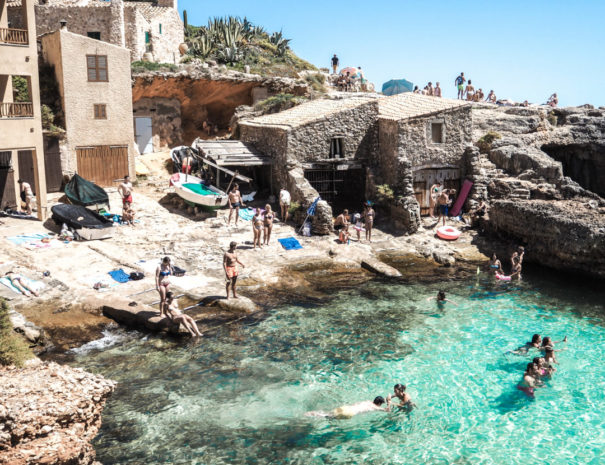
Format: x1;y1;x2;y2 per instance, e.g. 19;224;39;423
306;396;389;419
510;334;542;355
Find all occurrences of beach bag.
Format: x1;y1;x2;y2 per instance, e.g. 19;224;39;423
302;221;311;237
173;266;186;277
129;271;144;281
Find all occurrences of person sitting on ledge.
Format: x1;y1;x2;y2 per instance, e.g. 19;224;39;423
338;224;351;244
334;209;350;230
164;292;203;337
486;90;497;103
547;93;558;107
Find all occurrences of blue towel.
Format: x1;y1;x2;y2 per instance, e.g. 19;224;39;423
108;269;130;283
238;208;256;221
278;237;303;250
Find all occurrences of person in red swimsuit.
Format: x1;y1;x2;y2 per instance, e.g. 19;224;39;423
118;174;133;206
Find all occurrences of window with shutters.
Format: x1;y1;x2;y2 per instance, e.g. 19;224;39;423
329;137;345;159
93;104;107;119
86;55;108;82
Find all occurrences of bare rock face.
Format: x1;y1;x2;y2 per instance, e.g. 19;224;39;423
488;199;605;278
0;361;116;465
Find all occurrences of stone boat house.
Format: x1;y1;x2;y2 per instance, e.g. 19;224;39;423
8;0;184;63
41;27;135;185
238;94;472;234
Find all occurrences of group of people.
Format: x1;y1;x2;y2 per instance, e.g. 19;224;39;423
306;383;415;419
514;333;567;397
333;203;376;243
454;72;495;102
413;82;442;97
489;246;524;281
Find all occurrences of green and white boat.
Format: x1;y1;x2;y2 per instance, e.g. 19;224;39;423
169;172;228;210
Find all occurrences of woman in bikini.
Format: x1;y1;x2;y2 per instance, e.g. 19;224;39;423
4;271;39;297
517;362;543;397
364;204;375;242
263;204;274;246
252;208;263;249
165;292;203;337
429;182;442;218
427;290;456;309
155;256;173;317
489;253;502;274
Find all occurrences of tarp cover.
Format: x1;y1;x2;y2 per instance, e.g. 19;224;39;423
170;146;201;174
51;204;113;230
64;174;109;207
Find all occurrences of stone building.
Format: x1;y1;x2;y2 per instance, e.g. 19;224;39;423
7;0;184;63
377;93;472;227
0;0;48;219
238;93;472;234
239;97;379;234
40;27;135;186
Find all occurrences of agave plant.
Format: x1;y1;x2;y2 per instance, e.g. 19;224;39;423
217;45;243;65
189;33;214;59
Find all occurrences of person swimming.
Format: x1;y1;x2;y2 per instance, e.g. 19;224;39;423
517;362;543;397
532;357;554;378
540;335;567;351
305;396;389;419
427;290;457;308
543;347;559;366
387;384;416;411
510;334;542;355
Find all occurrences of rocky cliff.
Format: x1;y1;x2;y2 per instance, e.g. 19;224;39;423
468;104;605;277
0;361;115;465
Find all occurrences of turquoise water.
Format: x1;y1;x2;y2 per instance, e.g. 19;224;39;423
72;272;605;465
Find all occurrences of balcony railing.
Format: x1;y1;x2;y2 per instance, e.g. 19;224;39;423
0;102;34;118
0;28;29;45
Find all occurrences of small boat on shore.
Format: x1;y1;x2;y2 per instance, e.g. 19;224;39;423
51;204;114;240
64;174;109;211
169;172;228;210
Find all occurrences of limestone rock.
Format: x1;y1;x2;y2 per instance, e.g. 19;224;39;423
207;296;258;314
0;362;115;465
360;258;402;278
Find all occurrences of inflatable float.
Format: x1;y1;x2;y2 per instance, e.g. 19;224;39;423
436;226;461;241
495;272;512;281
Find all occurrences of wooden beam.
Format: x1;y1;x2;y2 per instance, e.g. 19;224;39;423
199;158;253;183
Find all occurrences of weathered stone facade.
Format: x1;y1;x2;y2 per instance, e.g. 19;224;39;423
8;0;184;63
133;97;183;150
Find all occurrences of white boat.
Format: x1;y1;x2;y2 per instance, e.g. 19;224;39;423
169;172;228;210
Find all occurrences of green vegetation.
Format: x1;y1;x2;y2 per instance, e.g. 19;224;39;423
476;131;502;153
0;299;33;367
41;104;65;138
12;76;30;102
547;113;558;127
304;73;326;93
288;201;301;216
131;61;179;73
375;184;395;205
183;15;316;78
254;93;307;113
38;63;65;137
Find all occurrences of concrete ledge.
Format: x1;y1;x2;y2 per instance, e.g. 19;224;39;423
102;303;188;335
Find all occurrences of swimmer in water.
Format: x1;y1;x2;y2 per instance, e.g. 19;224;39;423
387;384;416;411
510;334;542;355
305;396;390;419
543;347;559;366
517;362;543;397
426;290;457;306
488;253;502;274
540;335;567;351
532;357;554;378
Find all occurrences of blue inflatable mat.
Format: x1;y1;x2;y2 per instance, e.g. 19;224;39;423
278;237;303;250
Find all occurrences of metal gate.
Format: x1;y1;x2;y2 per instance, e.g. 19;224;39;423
0;151;16;209
304;165;365;209
413;168;460;216
135;117;153;154
76;145;129;187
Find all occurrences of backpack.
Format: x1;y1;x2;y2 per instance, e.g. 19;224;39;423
455;76;463;85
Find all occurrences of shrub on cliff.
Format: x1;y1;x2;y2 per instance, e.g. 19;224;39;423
131;61;178;73
375;184;395;205
305;74;326;93
0;299;33;367
476;131;502;153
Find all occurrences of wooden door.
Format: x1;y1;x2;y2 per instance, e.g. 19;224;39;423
44;150;63;193
17;150;35;194
413;168;461;216
76;145;129;187
0;151;17;209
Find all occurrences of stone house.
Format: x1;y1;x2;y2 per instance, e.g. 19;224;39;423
40;27;135;186
0;0;48;219
7;0;184;63
239;97;379;233
377;93;472;228
239;93;472;234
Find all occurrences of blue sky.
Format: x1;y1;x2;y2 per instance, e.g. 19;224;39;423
180;0;605;107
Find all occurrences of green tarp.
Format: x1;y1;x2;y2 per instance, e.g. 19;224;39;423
64;174;109;207
183;183;219;196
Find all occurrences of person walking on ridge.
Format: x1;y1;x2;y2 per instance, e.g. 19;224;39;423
455;72;466;99
331;54;339;74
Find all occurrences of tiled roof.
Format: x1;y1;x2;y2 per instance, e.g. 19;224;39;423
379;93;470;121
241;97;377;129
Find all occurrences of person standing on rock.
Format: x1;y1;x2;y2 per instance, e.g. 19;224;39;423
227;183;244;226
279;187;291;223
455;72;466;99
252;208;263;249
224;241;245;299
263;204;274;245
429;181;442;218
434;82;442;97
364;203;376;243
155;256;174;317
118;175;133;207
435;189;450;227
331;54;339;74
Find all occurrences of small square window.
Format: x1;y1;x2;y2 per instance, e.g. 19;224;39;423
94;104;107;119
330;137;345;158
431;122;444;143
87;31;101;40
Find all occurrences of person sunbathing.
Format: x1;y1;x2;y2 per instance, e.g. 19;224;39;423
165;292;203;337
4;271;38;297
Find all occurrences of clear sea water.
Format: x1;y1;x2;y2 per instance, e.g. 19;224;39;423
72;270;605;465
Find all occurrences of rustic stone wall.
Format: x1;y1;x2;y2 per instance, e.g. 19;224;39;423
124;7;147;61
377;118;399;186
146;9;184;64
133;97;183;150
22;5;114;41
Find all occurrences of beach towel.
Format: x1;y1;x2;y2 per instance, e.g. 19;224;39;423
108;269;130;283
450;180;473;217
6;233;52;246
278;237;303;251
80;273;119;292
0;276;45;295
238;208;257;221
